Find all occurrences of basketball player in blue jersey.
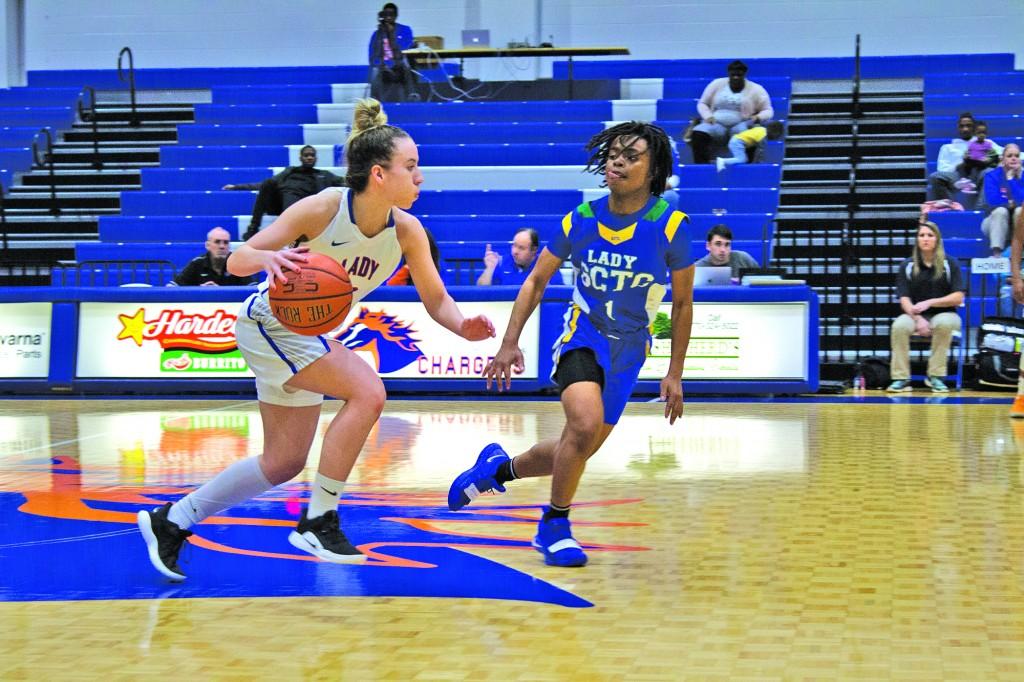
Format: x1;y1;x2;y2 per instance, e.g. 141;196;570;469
449;121;695;567
136;99;495;581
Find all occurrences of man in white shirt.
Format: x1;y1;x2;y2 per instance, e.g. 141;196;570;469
928;112;1003;200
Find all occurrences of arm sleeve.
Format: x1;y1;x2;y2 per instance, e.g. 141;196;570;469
895;260;910;299
173;259;201;286
665;216;694;271
983;168;1004;207
947;257;966;293
546;211;575;260
751;84;773;122
738;250;760;269
935;144;958;174
397;24;415;50
368;30;379;64
697;80;718;120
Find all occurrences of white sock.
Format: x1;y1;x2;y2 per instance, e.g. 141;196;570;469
1018;372;1024;396
307;472;346;520
167;456;273;530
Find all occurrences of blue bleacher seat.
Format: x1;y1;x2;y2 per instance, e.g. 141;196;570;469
142;167;274;191
926;212;984;239
657;98;789;120
926;115;1024;138
0;107;74;127
0;127;47;147
924;72;1024;95
383;100;614;124
556;54;1014;80
195;104;320;125
212;84;334;105
0;87;80;106
99;215;237;242
924;94;1024;117
177;124;307;146
160;145;293;167
676;164;781;188
75;242;204;269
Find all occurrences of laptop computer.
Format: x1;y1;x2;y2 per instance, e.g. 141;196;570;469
461;29;490;48
694;266;733;286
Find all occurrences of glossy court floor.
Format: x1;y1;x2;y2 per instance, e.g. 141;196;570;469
2;395;1024;680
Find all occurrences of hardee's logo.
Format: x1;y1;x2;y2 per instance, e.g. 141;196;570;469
116;307;238;352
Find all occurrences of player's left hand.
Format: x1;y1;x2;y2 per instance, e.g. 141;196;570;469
910;299;932;315
460;315;496;341
660;375;684;425
1013;279;1024;305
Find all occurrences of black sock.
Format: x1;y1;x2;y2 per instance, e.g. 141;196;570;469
543;503;570;521
494;458;517;484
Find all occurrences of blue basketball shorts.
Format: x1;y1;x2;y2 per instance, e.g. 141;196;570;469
550;306;650;425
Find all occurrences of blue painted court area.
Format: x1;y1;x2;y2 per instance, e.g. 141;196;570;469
0;475;593;607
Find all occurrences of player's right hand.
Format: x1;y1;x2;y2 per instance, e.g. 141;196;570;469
264;246;309;291
483;343;525;392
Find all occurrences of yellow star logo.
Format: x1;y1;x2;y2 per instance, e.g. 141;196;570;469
117;308;149;347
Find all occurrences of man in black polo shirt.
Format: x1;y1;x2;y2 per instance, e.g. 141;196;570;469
170;227;256;286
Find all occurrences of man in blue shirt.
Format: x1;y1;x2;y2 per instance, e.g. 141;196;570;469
368;3;416;102
476;227;539;286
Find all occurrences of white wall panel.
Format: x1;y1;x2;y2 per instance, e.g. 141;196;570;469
22;0;1024;72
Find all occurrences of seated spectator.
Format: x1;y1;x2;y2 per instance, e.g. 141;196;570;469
694;224;759;277
368;3;416;102
224;145;345;240
887;221;964;393
957;120;999;191
927;113;1003;201
168;227;256;287
476;228;539;286
387;227;441;285
689;61;774;165
980;143;1024;256
715;120;785;171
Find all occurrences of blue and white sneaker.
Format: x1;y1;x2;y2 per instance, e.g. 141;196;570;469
447;443;510;511
532;512;588;567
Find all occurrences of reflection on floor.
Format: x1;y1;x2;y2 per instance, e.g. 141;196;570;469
2;398;1024;679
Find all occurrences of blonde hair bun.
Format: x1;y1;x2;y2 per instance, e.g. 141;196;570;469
348;98;388;143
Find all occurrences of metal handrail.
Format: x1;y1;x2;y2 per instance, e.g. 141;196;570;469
117;47;140;126
77;86;102;170
839;33;864;329
31;128;60;216
0;178;7;252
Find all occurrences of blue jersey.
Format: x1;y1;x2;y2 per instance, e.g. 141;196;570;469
547;194;693;336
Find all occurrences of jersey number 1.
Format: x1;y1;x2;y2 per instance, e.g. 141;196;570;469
605;300;615;320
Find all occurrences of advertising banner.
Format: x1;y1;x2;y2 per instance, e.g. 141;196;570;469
78;301;538;380
0;303;52;378
641;302;809;380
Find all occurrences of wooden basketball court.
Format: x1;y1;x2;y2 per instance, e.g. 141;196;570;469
2;396;1023;679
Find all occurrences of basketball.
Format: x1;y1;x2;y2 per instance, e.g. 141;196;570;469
269;252;354;336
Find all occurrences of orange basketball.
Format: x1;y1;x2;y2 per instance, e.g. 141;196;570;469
269;252;354;336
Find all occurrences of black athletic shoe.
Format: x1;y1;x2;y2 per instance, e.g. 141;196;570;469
288;510;367;563
137;502;192;581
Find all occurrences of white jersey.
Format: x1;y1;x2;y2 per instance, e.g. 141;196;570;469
249;186;403;316
234;187;405;405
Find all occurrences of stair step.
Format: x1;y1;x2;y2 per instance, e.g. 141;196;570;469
50;161;160;169
6;190;123;198
54;140;165;149
10;184;139;192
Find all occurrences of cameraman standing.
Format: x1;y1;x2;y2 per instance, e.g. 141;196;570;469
368;3;416;102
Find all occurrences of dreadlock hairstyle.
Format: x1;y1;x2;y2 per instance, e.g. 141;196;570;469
584;121;673;197
344;98;411;193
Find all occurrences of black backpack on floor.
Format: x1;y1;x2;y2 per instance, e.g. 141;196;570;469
975;316;1024;390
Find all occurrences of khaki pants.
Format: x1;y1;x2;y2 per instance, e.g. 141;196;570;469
890;312;961;380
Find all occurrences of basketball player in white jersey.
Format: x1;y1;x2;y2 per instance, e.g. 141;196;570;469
137;99;495;580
